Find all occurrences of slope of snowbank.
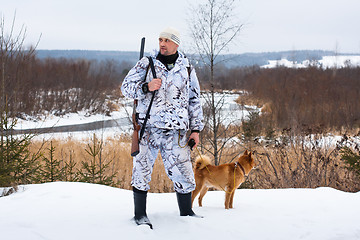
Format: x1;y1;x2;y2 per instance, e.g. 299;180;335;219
1;182;359;240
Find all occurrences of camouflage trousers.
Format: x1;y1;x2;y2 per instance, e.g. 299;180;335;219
131;128;195;194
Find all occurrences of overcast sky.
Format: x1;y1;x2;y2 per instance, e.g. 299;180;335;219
1;0;360;54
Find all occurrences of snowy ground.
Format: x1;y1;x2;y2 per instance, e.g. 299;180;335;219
262;55;360;68
13;110;131;141
1;182;359;240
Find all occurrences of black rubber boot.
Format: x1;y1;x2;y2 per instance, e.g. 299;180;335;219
133;187;153;229
176;192;203;217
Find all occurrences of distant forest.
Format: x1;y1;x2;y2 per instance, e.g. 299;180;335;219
36;49;348;68
2;49;360;132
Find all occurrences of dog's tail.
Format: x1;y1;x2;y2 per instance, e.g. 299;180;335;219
195;155;211;170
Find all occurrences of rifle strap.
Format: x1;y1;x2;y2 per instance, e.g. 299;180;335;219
138;57;157;141
133;60;151;111
148;56;157;79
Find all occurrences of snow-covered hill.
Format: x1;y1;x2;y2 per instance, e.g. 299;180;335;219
1;182;359;240
262;55;360;68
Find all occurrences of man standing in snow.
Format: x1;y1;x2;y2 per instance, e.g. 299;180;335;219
121;27;204;228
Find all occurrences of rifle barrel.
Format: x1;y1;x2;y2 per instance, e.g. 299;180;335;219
139;37;145;60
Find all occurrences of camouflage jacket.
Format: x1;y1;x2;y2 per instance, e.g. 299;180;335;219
121;50;204;131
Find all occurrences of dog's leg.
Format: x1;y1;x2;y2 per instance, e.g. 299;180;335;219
224;191;232;209
229;190;236;208
191;184;202;207
198;187;209;207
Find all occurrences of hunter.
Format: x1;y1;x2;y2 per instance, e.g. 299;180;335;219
121;27;204;228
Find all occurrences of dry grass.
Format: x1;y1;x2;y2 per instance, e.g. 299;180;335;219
29;133;360;193
29;135;174;192
246;141;360;193
235;93;265;108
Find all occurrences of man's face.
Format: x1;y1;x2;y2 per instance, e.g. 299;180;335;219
159;37;178;56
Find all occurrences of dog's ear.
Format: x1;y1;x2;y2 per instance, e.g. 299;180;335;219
244;150;248;155
248;151;252;158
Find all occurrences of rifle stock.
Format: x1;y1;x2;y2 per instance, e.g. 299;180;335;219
131;104;141;156
131;130;140;156
130;37;145;157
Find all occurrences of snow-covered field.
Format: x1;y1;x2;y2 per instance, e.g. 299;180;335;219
1;182;359;240
262;55;360;68
14;109;132;141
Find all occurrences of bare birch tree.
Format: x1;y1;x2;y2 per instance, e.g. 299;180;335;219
187;0;244;165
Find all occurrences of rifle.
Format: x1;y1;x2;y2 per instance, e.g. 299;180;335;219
131;37;145;157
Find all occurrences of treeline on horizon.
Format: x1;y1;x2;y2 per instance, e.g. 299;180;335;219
35;49;352;68
2;51;360;132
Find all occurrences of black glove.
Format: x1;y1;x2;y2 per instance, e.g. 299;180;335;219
188;138;196;151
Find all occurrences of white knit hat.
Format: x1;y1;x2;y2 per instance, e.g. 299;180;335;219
159;27;180;45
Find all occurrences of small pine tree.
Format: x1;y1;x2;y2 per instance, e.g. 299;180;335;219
241;110;261;143
63;150;79;182
0;109;15;186
1;103;41;187
78;134;117;186
340;146;360;177
40;141;64;182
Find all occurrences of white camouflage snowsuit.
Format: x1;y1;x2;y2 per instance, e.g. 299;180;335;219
121;50;204;193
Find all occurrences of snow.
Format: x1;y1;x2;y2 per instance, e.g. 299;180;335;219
13;113;129;141
13;98;134;141
15;111;126;129
1;182;359;240
262;55;360;68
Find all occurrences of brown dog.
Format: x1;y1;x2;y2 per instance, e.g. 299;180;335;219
191;150;256;209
